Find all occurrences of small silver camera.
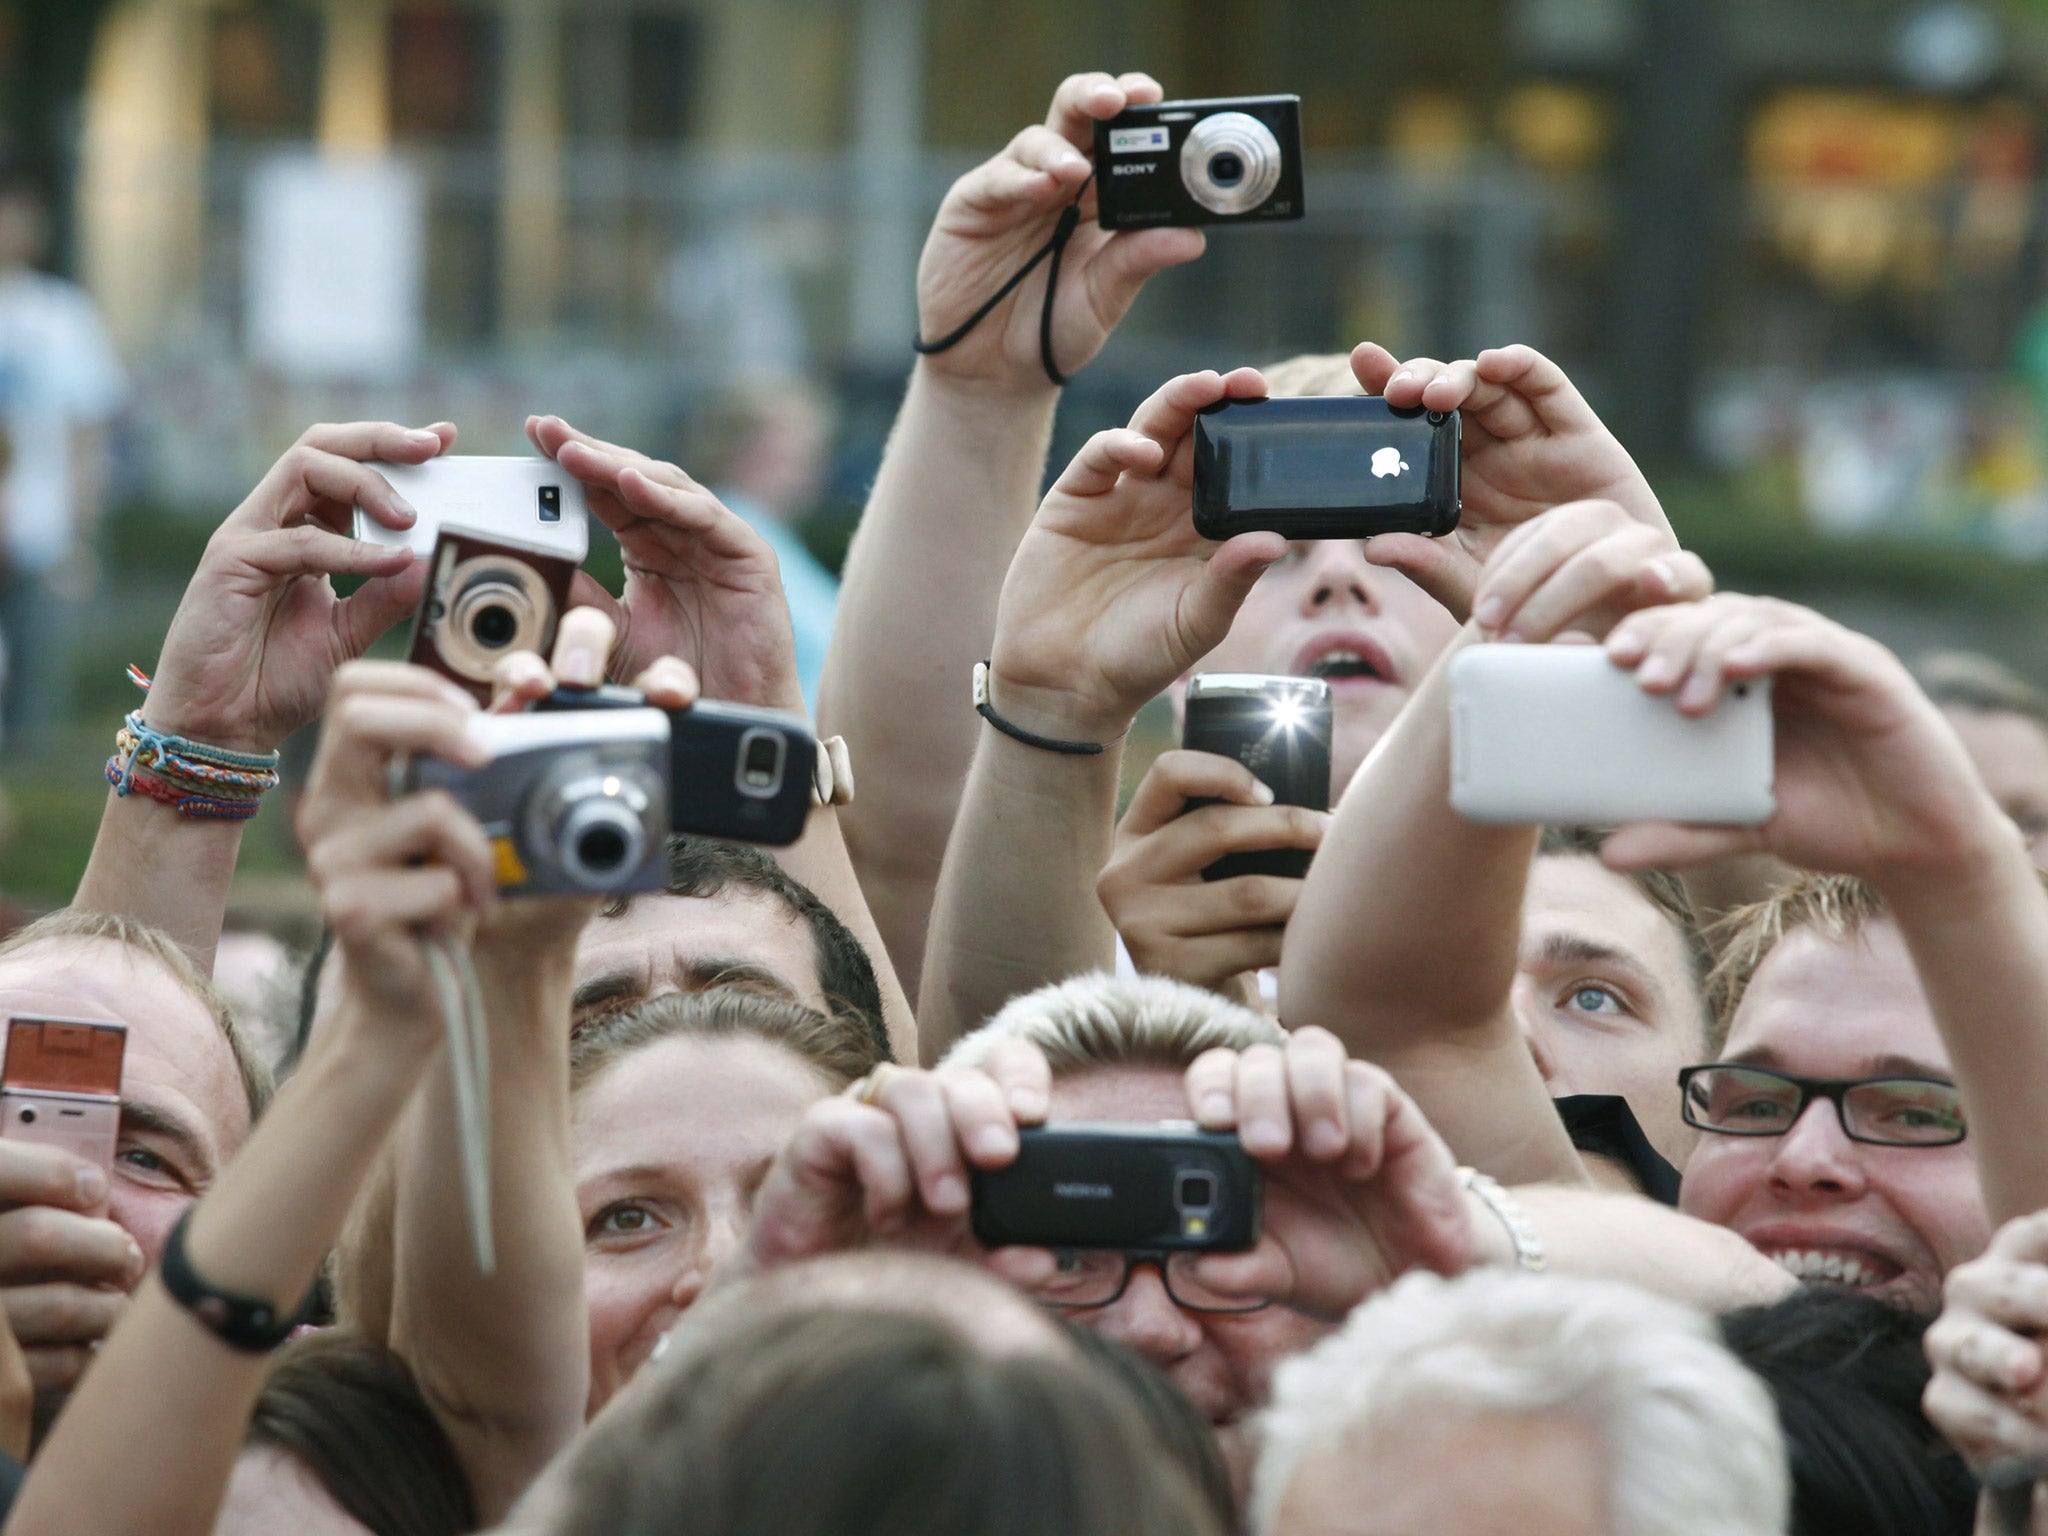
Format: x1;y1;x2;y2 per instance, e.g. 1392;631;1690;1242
1094;95;1304;229
403;709;670;897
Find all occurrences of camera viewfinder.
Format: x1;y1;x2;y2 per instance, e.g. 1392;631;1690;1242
736;729;786;798
538;485;563;522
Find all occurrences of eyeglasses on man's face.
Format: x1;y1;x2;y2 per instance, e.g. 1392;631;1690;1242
1017;1248;1270;1315
1677;1063;1966;1148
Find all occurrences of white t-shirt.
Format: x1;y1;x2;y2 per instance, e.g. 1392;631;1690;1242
0;270;125;572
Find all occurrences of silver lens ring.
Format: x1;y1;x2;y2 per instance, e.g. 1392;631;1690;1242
556;796;648;890
1180;111;1283;216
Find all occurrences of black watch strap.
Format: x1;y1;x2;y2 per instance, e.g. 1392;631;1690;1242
158;1207;316;1352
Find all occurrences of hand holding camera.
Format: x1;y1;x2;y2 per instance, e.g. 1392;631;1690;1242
1924;1210;2048;1471
297;661;498;1018
0;1136;141;1397
140;421;456;756
1098;746;1329;994
1352;345;1672;622
524;415;803;711
915;71;1207;395
1173;1028;1479;1321
986;368;1287;745
1597;594;2016;888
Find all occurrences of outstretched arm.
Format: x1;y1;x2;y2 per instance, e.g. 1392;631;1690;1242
72;420;452;968
9;663;497;1536
818;71;1207;1000
1281;493;1710;1185
916;368;1284;1058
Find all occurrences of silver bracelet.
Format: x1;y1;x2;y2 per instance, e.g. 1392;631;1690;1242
1459;1167;1547;1273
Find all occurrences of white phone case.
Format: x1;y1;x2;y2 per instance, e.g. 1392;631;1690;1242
1449;644;1775;826
355;456;590;562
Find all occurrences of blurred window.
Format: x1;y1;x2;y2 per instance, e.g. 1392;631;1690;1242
209;8;320;141
389;3;500;142
563;9;699;143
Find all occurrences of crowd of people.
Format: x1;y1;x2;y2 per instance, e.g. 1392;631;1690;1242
2;68;2048;1536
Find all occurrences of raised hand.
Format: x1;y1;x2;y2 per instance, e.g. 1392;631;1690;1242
917;71;1206;394
1352;345;1669;620
524;415;801;711
1176;1027;1478;1319
1467;497;1712;644
1596;595;2015;883
985;368;1287;743
142;422;455;753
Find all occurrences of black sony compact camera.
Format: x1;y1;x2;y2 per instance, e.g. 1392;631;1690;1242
970;1124;1260;1252
1192;395;1461;541
1094;95;1304;229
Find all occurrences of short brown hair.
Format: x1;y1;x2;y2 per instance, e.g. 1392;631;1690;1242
569;988;883;1099
0;909;273;1123
1538;826;1714;992
943;974;1284;1079
1704;875;1890;1047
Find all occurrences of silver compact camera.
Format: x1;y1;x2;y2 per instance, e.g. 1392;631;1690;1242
403;708;670;897
1094;95;1304;229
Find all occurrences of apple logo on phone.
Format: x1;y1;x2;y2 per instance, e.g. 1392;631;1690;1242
1371;446;1408;479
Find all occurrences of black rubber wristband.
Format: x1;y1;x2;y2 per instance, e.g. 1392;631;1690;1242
158;1207;317;1352
914;177;1092;388
972;661;1116;756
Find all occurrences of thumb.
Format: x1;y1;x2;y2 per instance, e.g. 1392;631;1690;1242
1176;533;1286;657
1602;820;1769;872
1364;534;1476;621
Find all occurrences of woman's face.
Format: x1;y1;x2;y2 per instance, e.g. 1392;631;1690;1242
574;1035;835;1415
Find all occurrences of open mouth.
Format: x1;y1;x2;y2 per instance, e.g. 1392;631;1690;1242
1306;649;1385;683
1762;1246;1903;1290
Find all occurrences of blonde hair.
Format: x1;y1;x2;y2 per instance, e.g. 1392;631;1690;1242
0;908;273;1122
1704;875;1889;1047
942;973;1283;1078
1259;353;1366;399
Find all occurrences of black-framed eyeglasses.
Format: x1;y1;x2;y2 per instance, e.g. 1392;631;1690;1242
1019;1249;1271;1316
1677;1063;1967;1147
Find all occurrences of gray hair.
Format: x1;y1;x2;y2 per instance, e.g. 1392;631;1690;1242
941;973;1283;1078
1252;1270;1789;1536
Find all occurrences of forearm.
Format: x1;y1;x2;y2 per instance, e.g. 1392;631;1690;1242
1503;1185;1795;1311
1881;829;2048;1223
72;792;245;971
10;1009;429;1536
818;365;1059;997
1279;627;1584;1185
390;935;588;1522
916;728;1121;1064
777;805;917;1061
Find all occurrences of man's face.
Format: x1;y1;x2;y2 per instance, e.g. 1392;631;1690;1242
1513;855;1705;1170
1271;1410;1608;1536
1944;706;2048;870
571;888;827;1031
1035;1064;1330;1489
1677;921;1988;1314
1191;541;1460;792
574;1034;831;1415
0;939;251;1265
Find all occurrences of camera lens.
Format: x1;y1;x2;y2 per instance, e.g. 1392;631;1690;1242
574;821;630;873
469;602;519;650
1179;111;1284;216
556;797;649;891
1176;1171;1216;1210
16;1107;33;1126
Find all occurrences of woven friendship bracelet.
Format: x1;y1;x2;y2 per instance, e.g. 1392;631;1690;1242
104;756;264;821
108;671;281;820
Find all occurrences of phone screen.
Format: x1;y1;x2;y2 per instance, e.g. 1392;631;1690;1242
3;1018;126;1096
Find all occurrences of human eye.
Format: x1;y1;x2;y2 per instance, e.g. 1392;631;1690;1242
1563;983;1626;1016
586;1200;667;1244
115;1141;192;1192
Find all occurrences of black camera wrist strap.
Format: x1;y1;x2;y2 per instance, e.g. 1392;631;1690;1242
915;175;1092;388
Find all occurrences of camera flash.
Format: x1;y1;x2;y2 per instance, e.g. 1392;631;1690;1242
1269;696;1306;732
1183;1215;1209;1238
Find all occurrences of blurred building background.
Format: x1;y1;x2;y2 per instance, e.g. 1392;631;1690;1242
6;0;2048;893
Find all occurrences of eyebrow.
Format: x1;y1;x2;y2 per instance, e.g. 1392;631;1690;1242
120;1098;214;1179
1719;1046;1954;1081
1535;935;1633;970
573;969;645;1015
680;959;800;1001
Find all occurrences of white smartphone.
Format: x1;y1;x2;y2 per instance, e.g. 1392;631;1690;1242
0;1017;126;1180
355;456;591;563
1449;644;1775;826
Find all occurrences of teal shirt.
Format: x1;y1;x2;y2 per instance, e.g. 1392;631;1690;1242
722;491;840;714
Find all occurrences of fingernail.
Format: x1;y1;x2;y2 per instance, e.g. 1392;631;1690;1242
125;1240;145;1284
1638;655;1677;687
1499;630;1525;645
1200;1092;1234;1122
972;1126;1012;1161
1726;642;1762;667
559;647;599;686
405;429;440;448
1647;557;1676;590
1473;596;1505;630
933;1174;966;1211
391;494;418;518
1308;1121;1347;1157
1059;151;1088;172
1679;675;1715;710
1388;370;1413;389
1008;1088;1046;1122
75;1166;106;1205
1251;780;1275;805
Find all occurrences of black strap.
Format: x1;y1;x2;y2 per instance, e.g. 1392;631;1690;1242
915;177;1091;388
159;1207;318;1352
972;661;1116;756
